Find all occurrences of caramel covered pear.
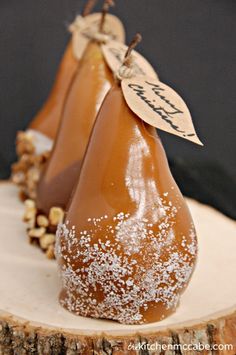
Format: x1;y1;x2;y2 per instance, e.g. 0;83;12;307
36;41;114;214
30;41;78;140
56;84;198;325
29;0;99;140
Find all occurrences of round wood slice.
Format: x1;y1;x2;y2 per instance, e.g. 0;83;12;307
0;181;236;354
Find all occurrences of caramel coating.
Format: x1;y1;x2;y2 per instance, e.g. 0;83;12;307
30;41;78;140
36;42;114;214
56;85;198;325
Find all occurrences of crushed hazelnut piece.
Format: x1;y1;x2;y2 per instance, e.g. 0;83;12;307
49;207;65;226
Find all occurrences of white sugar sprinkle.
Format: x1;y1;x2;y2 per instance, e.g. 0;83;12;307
55;195;197;325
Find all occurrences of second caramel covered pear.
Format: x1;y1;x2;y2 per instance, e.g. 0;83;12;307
36;41;114;214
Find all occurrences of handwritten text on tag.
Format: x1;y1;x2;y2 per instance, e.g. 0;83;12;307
122;77;203;145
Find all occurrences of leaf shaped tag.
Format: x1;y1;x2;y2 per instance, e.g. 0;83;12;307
102;40;158;79
70;13;126;60
121;77;203;145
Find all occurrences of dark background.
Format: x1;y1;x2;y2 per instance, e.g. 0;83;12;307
0;0;235;218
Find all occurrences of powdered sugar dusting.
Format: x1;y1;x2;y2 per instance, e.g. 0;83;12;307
55;197;197;325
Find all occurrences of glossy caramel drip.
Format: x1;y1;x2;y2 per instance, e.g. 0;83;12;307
36;42;114;214
30;40;78;140
56;84;198;325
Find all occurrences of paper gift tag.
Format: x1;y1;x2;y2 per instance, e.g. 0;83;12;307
102;40;158;79
70;13;126;60
121;77;203;145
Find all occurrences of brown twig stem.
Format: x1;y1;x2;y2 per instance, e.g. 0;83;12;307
123;33;142;67
99;0;115;33
82;0;97;17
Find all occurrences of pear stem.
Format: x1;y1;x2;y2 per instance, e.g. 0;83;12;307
99;0;115;33
123;33;142;67
82;0;97;17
